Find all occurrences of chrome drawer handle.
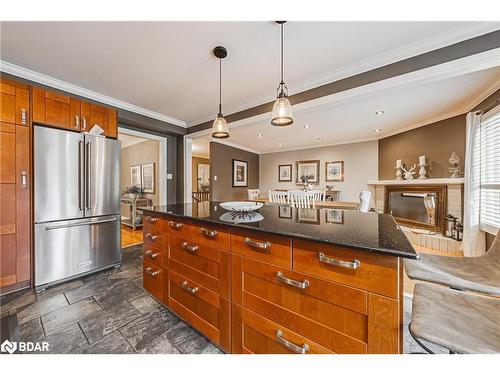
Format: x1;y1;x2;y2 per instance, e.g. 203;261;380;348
200;227;218;238
244;237;271;253
276;330;309;354
318;252;361;269
181;281;198;294
145;267;160;277
181;242;199;253
276;272;309;289
21;108;27;124
145;233;158;241
145;216;158;223
168;221;183;229
145;250;159;259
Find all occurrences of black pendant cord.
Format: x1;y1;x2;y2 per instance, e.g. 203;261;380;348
218;58;222;116
280;22;284;85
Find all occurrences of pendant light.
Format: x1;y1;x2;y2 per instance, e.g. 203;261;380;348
211;46;229;139
271;21;293;127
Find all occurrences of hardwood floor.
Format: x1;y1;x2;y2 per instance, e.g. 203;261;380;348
121;225;143;248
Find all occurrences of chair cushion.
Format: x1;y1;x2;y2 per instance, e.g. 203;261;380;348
404;252;500;296
411;283;500;354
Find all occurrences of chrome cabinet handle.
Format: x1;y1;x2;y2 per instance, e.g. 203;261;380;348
181;242;199;253
181;281;198;294
318;252;361;269
145;250;160;259
75;115;80;128
20;171;28;188
145;216;158;223
276;272;309;289
145;267;160;277
200;227;218;238
244;237;271;253
82;117;87;130
20;108;27;124
275;330;309;354
168;221;183;229
145;233;159;241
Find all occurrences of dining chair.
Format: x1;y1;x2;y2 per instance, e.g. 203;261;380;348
247;189;260;200
309;189;326;202
289;190;313;208
268;190;289;204
358;190;371;213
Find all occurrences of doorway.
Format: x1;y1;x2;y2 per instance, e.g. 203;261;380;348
118;127;168;247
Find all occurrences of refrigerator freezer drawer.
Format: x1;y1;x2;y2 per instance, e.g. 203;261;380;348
35;215;121;287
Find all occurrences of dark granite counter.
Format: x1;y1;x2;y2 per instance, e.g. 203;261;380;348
142;201;419;259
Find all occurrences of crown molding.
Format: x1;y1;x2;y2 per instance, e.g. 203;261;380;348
0;60;187;128
187;22;500;127
210;138;261;155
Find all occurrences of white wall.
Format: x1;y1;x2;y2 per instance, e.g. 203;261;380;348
259;140;378;203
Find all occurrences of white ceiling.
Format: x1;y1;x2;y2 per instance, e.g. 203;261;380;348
118;133;149;149
191;66;500;154
1;21;499;126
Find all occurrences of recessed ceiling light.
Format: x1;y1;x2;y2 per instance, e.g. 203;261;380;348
375;110;385;115
316;137;323;141
304;124;311;129
374;128;382;133
278;143;283;147
257;133;263;137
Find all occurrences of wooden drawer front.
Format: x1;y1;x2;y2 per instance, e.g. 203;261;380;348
232;305;332;354
293;239;399;298
191;222;230;251
143;245;164;268
143;228;166;250
165;216;194;239
169;270;230;351
143;214;164;234
143;260;164;301
231;228;291;268
170;258;219;295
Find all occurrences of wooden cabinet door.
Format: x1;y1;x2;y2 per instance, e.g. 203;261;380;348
88;104;109;135
1;80;29;126
33;87;71;129
0;122;30;289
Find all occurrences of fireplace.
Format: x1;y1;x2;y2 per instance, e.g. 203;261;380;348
385;185;447;234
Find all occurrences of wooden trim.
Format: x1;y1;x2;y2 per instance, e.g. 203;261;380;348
385;185;447;234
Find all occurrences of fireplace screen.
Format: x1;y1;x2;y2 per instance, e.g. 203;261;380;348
388;192;437;226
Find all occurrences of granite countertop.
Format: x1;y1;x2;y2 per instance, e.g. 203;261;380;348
142;201;419;259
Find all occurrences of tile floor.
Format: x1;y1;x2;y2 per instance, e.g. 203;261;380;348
1;244;445;354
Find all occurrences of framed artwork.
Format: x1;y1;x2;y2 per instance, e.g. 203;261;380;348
278;205;292;219
232;159;248;187
325;161;344;181
296;160;320;184
141;163;155;194
325;209;344;224
130;165;141;188
278;164;292;182
296;208;320;224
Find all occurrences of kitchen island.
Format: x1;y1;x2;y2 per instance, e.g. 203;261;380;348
141;201;418;354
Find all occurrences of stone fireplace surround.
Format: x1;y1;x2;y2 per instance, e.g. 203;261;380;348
367;178;464;253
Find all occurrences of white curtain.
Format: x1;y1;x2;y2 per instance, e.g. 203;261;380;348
463;111;486;257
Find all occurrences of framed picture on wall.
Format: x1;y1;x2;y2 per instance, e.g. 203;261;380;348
232;159;248;187
278;164;292;182
296;160;320;184
325;161;344;181
325;209;344;224
130;165;141;188
141;162;155;193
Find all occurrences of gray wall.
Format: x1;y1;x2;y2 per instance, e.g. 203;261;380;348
210;142;259;201
259;140;378;202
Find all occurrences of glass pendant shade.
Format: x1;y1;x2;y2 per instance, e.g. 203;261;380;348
211;115;229;138
271;97;293;126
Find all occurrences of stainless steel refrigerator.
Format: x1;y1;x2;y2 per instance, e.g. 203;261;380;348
34;125;121;289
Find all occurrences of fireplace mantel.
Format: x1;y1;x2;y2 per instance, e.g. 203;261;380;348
367;178;464;186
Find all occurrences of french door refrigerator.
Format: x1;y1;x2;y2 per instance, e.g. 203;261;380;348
34;125;121;289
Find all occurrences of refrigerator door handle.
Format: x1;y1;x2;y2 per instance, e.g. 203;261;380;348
44;217;117;231
85;141;91;210
78;140;84;211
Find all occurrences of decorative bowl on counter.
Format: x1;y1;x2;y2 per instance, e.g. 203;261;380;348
219;201;263;211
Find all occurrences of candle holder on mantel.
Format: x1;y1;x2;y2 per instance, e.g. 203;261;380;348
418;163;428;179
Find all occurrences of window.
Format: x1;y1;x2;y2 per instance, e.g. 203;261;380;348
480;105;500;234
